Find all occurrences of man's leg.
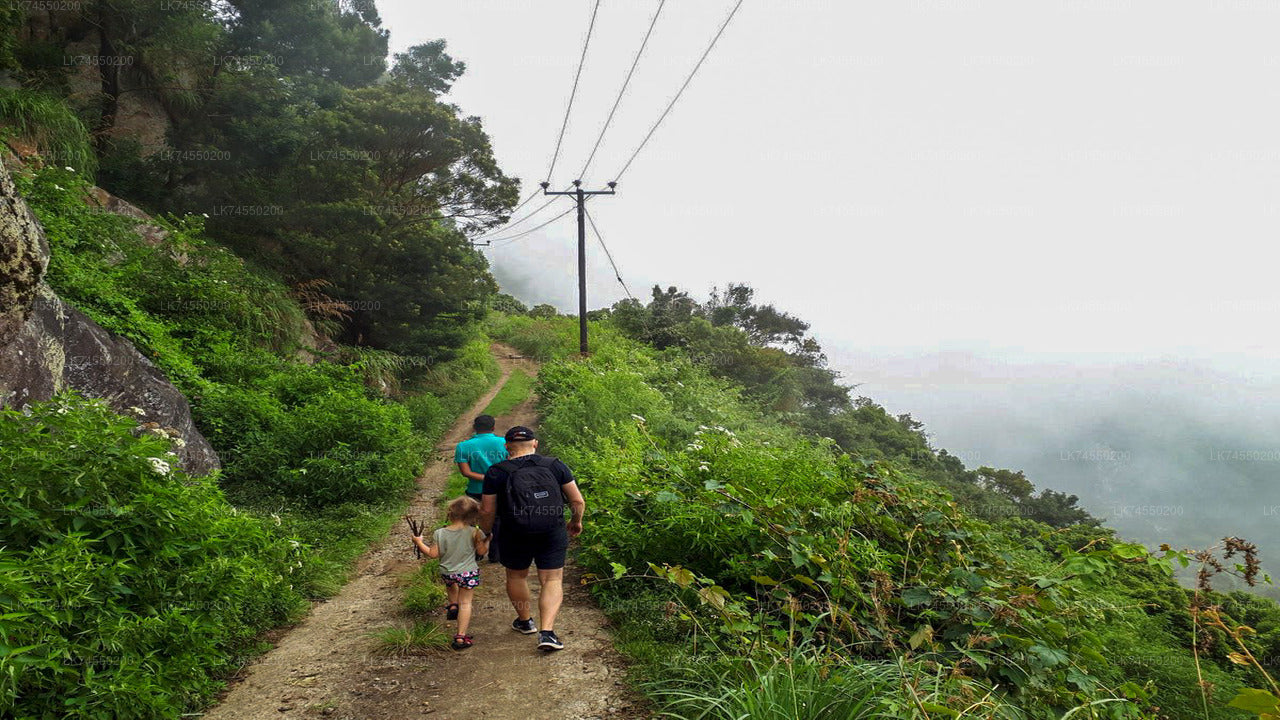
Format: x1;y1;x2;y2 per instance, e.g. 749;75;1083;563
536;567;564;631
505;567;532;621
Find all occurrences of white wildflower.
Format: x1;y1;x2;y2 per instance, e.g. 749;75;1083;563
172;438;187;449
64;166;74;172
698;462;710;472
165;451;178;458
147;457;171;475
201;213;209;218
53;184;62;191
271;513;282;526
630;414;646;423
128;406;146;417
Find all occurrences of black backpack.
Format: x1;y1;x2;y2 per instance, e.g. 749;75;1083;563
495;455;564;533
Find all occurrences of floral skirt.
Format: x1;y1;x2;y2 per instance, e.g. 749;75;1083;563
441;569;481;588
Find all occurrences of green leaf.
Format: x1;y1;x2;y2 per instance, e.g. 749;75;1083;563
750;575;779;586
1111;542;1147;560
610;562;626;580
1029;644;1069;668
1228;689;1280;716
901;587;934;608
908;623;933;650
670;567;695;588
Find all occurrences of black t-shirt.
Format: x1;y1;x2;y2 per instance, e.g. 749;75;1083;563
482;454;576;528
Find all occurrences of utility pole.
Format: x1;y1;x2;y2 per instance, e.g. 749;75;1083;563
540;180;616;354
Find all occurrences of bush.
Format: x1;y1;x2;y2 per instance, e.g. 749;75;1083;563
0;395;308;717
529;328;1232;718
205;364;421;508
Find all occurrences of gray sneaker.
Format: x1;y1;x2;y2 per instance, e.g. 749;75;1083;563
537;630;564;651
512;617;538;634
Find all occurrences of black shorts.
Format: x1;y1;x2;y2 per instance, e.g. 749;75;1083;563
497;528;568;571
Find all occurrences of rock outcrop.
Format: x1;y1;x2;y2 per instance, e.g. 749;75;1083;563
0;160;219;474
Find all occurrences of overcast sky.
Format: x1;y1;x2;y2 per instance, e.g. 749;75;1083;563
375;0;1280;550
377;0;1280;363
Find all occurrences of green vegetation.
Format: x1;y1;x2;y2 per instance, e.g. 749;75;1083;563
2;146;499;717
8;3;1280;718
369;621;451;655
402;561;448;614
0;395;306;716
2;2;518;717
610;284;1098;530
493;309;1280;719
0;89;96;176
483;369;535;417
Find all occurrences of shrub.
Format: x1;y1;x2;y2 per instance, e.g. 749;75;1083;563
531;329;1197;718
209;366;422;508
0;395;307;717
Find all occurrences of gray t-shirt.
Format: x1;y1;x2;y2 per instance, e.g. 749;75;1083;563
433;526;480;574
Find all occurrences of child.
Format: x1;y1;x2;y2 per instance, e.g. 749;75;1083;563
412;496;490;650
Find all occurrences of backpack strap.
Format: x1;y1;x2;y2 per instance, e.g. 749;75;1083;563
533;455;558;468
493;459;520;475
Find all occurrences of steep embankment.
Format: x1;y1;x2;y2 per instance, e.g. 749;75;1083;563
206;347;644;720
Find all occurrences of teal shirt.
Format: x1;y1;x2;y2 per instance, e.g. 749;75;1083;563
454;433;507;495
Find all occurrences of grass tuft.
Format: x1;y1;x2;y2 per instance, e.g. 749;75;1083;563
369;621;451;655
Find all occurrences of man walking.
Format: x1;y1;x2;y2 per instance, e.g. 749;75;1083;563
479;426;585;652
455;414;507;562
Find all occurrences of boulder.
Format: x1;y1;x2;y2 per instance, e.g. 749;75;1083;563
0;160;219;474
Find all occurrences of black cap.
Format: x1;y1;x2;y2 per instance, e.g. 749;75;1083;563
504;426;536;442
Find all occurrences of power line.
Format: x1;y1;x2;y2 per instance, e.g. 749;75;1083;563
470;187;539;238
489;203;575;248
474;194;559;240
584;206;635;300
546;0;602;184
473;180;576;240
578;0;667;182
613;0;745;183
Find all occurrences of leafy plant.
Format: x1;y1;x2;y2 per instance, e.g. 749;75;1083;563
0;395;307;717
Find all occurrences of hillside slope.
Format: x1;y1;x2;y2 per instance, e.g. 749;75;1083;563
0;156;218;473
492;313;1280;720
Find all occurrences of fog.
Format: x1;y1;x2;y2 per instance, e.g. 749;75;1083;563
834;350;1280;561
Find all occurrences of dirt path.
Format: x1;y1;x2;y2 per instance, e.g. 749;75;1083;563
203;344;645;720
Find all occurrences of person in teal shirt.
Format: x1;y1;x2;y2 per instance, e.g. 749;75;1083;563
456;415;508;562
